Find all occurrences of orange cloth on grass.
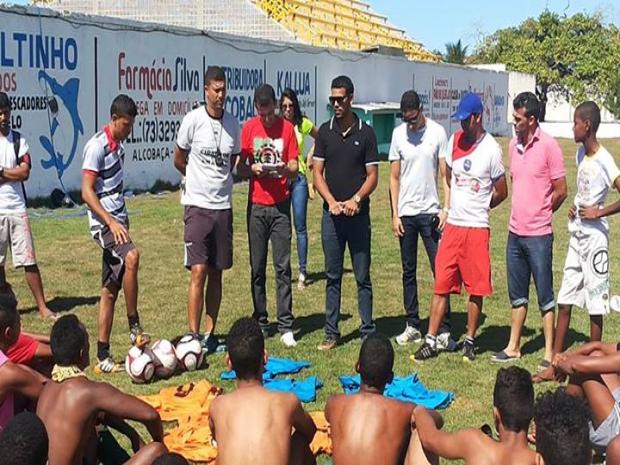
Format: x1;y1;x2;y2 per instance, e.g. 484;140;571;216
310;411;332;456
140;380;222;423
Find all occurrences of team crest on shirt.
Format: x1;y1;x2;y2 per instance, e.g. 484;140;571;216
464;159;472;172
253;137;283;164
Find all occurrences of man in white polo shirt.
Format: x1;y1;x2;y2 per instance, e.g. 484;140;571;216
414;92;507;363
389;90;456;351
174;66;241;354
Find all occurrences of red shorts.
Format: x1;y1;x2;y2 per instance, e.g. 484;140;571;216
434;223;493;296
6;334;39;366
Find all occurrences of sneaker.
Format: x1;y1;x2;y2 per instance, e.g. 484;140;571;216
280;331;298;347
395;325;422;345
94;356;123;374
202;334;227;354
317;337;338;351
413;342;438;362
436;332;458;352
129;323;148;346
297;273;307;290
462;340;476;362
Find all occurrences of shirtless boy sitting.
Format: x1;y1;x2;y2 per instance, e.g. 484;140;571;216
326;333;438;465
414;366;536;465
36;315;166;465
208;317;316;465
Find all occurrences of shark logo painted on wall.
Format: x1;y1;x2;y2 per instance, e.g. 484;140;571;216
38;71;84;179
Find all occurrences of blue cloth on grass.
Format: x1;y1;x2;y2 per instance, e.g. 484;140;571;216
265;376;323;403
220;357;310;381
339;374;454;409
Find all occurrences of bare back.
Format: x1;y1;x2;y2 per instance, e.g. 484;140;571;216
36;378;100;465
326;393;414;465
209;386;299;465
458;430;538;465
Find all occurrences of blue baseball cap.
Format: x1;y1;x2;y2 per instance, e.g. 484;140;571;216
452;92;484;121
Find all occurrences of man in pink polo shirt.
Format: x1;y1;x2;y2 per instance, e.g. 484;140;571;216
492;92;567;369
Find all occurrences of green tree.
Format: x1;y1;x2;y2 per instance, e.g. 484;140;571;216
473;11;620;120
444;39;468;64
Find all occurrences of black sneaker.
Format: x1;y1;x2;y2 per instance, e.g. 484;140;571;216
202;334;227;354
413;342;438;362
462;340;476;362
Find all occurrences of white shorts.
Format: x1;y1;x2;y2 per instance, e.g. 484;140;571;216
0;213;37;268
557;229;610;315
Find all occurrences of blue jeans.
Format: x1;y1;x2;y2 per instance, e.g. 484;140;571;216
506;232;555;312
290;174;308;275
399;214;451;332
322;209;375;339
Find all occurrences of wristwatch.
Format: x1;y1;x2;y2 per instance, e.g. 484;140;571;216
353;194;361;204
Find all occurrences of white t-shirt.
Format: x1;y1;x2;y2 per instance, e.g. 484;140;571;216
0;131;29;214
176;107;241;210
445;131;505;228
388;118;447;217
570;145;620;233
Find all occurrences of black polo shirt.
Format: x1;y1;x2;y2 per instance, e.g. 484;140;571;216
314;115;379;213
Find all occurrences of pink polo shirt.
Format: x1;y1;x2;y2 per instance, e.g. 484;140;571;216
0;350;14;433
509;127;565;236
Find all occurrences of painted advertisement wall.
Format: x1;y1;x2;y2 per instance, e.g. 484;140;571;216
0;5;509;198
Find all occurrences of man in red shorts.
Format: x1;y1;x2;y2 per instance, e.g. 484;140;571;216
414;92;507;363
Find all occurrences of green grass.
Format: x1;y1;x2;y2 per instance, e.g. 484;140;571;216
7;137;620;462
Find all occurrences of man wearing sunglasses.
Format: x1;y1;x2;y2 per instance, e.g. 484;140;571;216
313;75;379;351
388;90;456;352
414;92;507;363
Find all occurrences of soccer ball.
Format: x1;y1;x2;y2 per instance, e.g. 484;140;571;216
125;345;155;384
175;335;204;372
151;339;178;378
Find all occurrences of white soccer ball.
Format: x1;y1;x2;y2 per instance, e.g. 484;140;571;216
151;339;178;378
125;345;155;384
175;335;204;372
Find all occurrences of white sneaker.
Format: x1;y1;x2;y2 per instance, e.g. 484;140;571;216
297;273;307;290
280;331;298;347
436;332;459;352
395;325;422;345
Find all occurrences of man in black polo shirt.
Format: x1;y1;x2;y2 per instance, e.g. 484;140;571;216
313;75;379;351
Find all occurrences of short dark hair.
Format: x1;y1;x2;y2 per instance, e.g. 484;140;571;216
513;91;540;120
110;94;137;118
0;412;49;465
535;389;591;465
205;66;225;87
254;84;276;107
0;91;10;110
153;453;190;465
227;317;264;381
50;315;86;366
358;333;394;390
400;90;422;113
576;100;601;133
0;292;18;336
493;367;534;432
331;75;354;96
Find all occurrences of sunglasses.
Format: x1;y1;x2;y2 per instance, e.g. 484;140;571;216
402;109;422;125
281;103;294;109
329;95;349;105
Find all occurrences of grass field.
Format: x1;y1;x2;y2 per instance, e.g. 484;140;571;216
7;137;620;462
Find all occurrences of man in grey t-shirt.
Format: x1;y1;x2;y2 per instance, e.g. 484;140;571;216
174;66;241;353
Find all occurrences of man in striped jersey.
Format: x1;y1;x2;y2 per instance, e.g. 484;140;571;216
81;94;144;374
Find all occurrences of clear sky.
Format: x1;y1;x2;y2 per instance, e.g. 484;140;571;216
6;0;620;53
367;0;620;53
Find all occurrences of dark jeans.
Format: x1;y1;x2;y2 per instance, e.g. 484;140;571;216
506;232;555;312
247;201;293;333
399;214;451;332
322;209;374;339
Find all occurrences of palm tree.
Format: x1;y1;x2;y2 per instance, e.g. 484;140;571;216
444;39;468;64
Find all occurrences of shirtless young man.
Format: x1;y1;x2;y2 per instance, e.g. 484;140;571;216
326;333;438;465
208;317;316;465
36;315;166;465
414;366;536;465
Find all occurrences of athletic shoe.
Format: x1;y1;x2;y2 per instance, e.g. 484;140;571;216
129;323;146;346
436;332;458;352
462;340;476;362
94;356;123;374
202;334;227;354
297;272;307;290
395;325;422;345
413;342;438;362
317;337;338;351
280;331;298;347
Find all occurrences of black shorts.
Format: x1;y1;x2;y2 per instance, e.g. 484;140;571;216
183;206;233;270
93;227;136;288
